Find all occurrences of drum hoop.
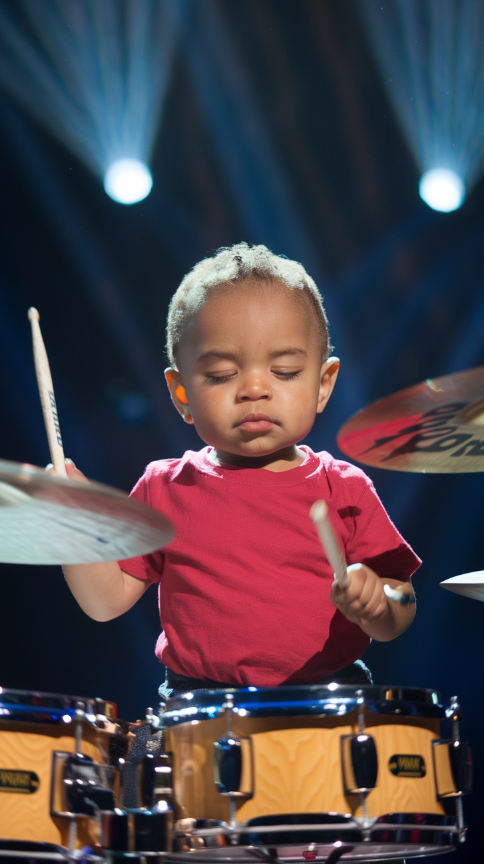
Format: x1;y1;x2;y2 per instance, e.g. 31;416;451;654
0;688;117;721
162;684;444;726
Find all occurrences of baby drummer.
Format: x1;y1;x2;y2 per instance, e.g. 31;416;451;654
63;243;419;694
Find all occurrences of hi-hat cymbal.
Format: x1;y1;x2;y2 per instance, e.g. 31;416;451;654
337;366;484;473
0;460;174;565
440;572;484;602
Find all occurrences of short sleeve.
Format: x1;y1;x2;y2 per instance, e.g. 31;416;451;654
118;469;164;583
344;478;421;581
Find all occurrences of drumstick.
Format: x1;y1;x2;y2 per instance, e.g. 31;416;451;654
28;308;67;477
310;499;349;588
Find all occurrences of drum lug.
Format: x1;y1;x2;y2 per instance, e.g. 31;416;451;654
50;751;118;818
341;733;378;795
214;737;253;797
432;739;472;798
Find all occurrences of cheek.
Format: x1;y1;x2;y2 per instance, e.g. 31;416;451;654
191;387;227;425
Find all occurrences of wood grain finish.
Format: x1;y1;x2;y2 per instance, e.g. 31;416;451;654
0;720;112;848
167;711;446;824
237;726;353;820
364;724;444;818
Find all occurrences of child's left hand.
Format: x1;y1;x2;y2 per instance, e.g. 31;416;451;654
330;563;415;641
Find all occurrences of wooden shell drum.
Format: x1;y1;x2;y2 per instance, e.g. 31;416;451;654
0;688;128;859
163;685;470;862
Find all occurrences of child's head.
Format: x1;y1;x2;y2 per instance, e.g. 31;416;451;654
165;243;339;461
166;242;331;368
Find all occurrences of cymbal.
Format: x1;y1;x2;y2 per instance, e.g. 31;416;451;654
440;572;484;602
0;459;174;565
337;366;484;473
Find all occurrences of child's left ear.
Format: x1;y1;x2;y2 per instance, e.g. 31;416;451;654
316;357;340;414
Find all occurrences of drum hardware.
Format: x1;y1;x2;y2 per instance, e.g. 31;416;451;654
50;751;118;817
214;737;253;799
431;695;472;842
340;691;378;833
100;801;173;860
221;693;239;833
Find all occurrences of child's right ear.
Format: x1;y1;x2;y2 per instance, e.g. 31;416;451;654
164;368;194;424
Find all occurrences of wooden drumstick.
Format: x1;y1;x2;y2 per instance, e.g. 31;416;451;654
310;499;349;588
28;308;67;477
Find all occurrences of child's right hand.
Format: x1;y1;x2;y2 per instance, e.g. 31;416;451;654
46;459;89;483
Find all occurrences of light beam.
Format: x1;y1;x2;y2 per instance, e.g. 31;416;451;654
359;0;484;208
0;0;183;201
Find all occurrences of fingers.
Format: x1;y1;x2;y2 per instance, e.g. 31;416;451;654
331;563;387;625
46;459;89;483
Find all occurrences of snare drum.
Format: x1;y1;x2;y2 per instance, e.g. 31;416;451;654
0;688;129;859
163;685;470;861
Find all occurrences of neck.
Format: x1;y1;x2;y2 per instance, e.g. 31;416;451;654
208;445;307;472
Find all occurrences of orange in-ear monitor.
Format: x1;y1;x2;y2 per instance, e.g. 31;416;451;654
175;385;189;405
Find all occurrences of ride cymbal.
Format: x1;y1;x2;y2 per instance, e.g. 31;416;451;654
0;460;174;565
337;366;484;473
440;572;484;602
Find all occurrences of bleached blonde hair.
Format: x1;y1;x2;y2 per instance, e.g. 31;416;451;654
166;242;331;367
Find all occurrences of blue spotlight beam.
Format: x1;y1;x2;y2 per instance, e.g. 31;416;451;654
359;0;484;189
181;0;365;424
0;0;182;176
0;94;194;462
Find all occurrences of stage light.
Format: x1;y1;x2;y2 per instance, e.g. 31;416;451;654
419;169;465;213
359;2;484;208
104;159;153;205
0;3;182;197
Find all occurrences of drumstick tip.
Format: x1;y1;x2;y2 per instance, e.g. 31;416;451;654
28;307;39;321
310;499;328;522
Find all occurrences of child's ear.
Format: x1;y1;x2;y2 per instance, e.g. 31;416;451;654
316;357;340;414
164;368;194;424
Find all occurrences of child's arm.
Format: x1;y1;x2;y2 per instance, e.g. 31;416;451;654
62;561;150;621
59;462;151;621
330;563;415;641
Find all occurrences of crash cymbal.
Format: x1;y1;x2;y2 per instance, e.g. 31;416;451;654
337;366;484;473
0;459;174;565
440;572;484;602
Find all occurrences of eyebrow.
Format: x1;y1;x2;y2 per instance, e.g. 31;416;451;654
197;347;307;362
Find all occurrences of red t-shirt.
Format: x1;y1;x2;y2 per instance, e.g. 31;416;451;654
120;446;420;687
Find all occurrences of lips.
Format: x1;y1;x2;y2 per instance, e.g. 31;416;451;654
237;413;277;431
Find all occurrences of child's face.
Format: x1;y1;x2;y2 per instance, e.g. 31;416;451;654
167;280;338;460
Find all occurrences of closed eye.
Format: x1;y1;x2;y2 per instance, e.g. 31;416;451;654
273;370;302;380
206;373;237;385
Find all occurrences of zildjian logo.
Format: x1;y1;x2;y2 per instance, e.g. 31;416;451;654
363;402;484;462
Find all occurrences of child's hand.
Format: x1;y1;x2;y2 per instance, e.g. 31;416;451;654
46;459;89;483
330;563;415;641
330;563;385;625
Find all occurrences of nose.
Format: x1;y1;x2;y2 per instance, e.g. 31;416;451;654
236;368;272;402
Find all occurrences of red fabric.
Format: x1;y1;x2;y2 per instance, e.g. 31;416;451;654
120;446;420;687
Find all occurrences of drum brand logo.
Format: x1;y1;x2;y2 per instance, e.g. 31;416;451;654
388;755;426;778
0;770;40;793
